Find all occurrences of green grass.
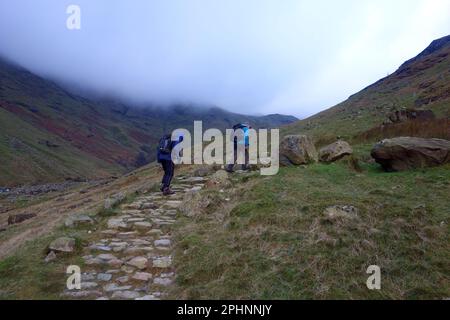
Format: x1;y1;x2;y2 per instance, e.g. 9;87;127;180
0;229;86;300
173;162;450;300
0;189;134;299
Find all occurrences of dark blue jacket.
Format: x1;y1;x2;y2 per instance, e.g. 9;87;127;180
157;136;183;163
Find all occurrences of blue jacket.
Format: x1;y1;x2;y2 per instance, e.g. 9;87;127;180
233;126;250;147
157;136;182;163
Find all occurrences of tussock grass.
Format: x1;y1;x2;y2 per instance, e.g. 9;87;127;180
173;162;450;300
356;118;450;143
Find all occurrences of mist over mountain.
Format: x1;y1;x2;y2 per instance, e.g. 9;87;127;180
1;1;450;117
0;56;297;186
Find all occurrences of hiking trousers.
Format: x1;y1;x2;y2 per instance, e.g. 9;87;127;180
226;145;249;172
160;160;175;190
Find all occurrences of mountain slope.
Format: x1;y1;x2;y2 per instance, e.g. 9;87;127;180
0;58;297;186
283;35;450;143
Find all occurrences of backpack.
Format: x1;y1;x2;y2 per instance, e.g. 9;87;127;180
158;134;173;154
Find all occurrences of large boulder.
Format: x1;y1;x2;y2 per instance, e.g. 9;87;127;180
319;141;353;163
371;137;450;171
280;135;318;166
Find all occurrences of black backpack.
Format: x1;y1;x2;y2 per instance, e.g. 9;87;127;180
158;134;173;154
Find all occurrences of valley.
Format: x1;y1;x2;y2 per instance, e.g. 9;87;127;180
0;35;449;300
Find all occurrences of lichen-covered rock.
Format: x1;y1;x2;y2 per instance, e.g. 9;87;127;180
371;137;450;171
280;135;318;165
319;141;353;163
49;237;76;253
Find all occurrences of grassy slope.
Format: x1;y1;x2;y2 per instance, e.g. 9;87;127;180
283;37;450;145
171;38;450;300
0;108;115;186
173;161;449;300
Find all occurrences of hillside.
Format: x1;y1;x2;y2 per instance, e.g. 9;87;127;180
283;35;450;144
0;58;296;187
0;36;449;301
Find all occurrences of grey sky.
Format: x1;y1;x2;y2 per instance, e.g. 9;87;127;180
0;0;449;118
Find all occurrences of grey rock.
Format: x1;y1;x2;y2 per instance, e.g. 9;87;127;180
112;291;141;299
65;215;95;228
153;277;173;286
371;137;450;171
103;283;132;292
97;273;113;281
319;141;353;163
49;237;76;253
126;256;148;270
44;251;57;263
280;135;318;165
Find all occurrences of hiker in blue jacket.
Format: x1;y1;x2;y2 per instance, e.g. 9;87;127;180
157;134;183;196
226;123;251;173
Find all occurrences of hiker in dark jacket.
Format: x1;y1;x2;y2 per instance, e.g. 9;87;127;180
157;134;183;196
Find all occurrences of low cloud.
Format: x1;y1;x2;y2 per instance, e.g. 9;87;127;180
1;0;449;118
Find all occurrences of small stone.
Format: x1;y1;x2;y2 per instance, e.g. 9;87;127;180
96;297;109;300
101;230;118;235
97;273;112;281
49;237;76;253
61;290;102;298
154;239;171;247
110;242;128;247
44;251;57;263
165;201;183;208
153;277;173;286
147;229;163;236
106;269;120;274
117;232;138;238
81;282;98;289
84;258;103;265
112;291;141;299
103;283;132;292
132;272;153;282
136;295;158;300
124;247;153;255
81;273;96;281
112;246;127;253
121;265;135;274
127;256;148;270
65;215;95;228
117;276;130;284
106;259;123;267
97;253;117;261
134;222;153;231
107;219;128;230
152;256;172;268
89;245;112;252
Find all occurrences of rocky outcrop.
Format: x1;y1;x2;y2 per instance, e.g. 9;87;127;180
371;137;450;171
384;109;435;125
319;141;353;163
280;135;318;166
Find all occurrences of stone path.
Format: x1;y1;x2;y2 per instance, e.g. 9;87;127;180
62;177;207;300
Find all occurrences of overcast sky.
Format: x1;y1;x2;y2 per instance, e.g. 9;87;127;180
0;0;449;118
